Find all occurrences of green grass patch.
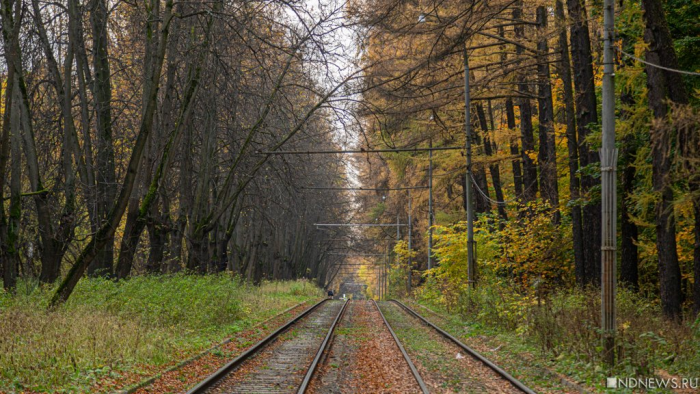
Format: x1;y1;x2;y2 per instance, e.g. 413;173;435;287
0;274;322;393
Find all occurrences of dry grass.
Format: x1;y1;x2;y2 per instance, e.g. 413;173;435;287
0;275;322;392
418;283;700;389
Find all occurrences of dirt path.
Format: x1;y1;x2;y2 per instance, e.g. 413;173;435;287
309;300;422;394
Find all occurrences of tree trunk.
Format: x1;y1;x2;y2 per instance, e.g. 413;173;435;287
476;103;507;221
89;0;117;277
536;6;560;221
566;0;601;285
1;0;64;283
115;0;162;279
115;190;142;279
188;98;217;272
147;215;166;274
472;134;492;215
641;0;689;319
32;0;85;283
505;98;524;200
498;27;523;202
652;152;682;319
69;0;97;229
2;67;21;292
0;41;14;290
170;122;193;269
693;192;700;317
146;192;170;274
50;0;176;306
555;0;585;287
513;2;538;203
619;92;639;290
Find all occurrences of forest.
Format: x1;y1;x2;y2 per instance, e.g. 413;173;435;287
0;0;698;392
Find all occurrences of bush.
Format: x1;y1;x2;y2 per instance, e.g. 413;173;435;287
416;280;700;381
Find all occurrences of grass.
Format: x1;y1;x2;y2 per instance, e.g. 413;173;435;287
0;274;322;393
412;285;700;393
379;301;485;393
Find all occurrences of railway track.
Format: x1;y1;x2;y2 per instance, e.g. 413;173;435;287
384;300;536;394
185;298;533;394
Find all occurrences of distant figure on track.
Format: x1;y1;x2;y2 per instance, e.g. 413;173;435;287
327;289;334;299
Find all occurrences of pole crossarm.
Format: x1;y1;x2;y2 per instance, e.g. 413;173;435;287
257;146;463;155
303;186;428;191
327;253;386;256
315;223;408;227
331;264;384;267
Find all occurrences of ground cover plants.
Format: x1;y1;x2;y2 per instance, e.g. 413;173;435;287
0;275;321;393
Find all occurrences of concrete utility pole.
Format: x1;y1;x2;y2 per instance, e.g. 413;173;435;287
384;243;389;300
396;213;400;240
407;189;412;294
464;46;476;288
428;139;434;270
601;0;617;365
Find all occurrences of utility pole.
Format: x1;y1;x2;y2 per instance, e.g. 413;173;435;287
428;139;434;270
407;189;412;294
464;46;476;288
384;243;389;300
601;0;617;366
377;266;380;301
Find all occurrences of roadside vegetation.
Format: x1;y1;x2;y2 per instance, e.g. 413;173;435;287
408;211;700;391
0;276;321;393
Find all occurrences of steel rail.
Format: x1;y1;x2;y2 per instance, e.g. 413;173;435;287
297;300;349;393
390;300;536;394
186;298;329;394
372;300;430;394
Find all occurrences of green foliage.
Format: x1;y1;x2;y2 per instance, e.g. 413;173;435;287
415;194;700;387
426;202;573;303
369;202;386;220
386;240;417;297
480;206;574;293
665;0;700;96
0;275;321;392
393;239;417;264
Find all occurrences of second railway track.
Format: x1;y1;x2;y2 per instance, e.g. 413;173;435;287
380;300;536;394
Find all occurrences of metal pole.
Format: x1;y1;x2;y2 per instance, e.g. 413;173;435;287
378;249;382;301
397;213;400;240
387;252;391;298
407;189;412;294
428;139;433;270
385;243;389;300
601;0;617;366
377;266;380;300
464;46;476;288
395;213;399;298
